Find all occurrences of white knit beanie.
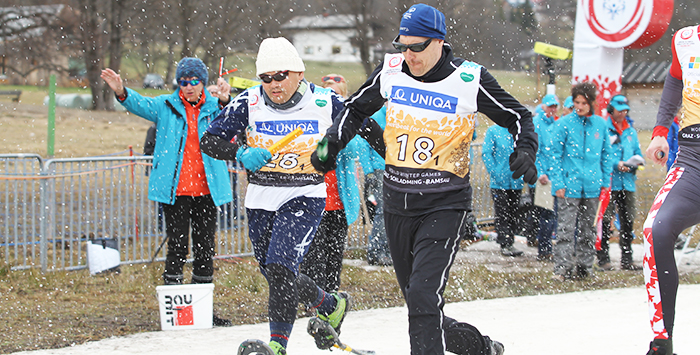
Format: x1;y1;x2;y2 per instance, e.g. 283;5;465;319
255;37;305;75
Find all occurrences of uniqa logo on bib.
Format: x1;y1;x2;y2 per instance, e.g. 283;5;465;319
255;120;318;135
390;86;457;114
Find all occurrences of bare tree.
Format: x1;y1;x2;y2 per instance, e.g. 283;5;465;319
0;5;80;81
74;0;106;110
102;0;129;110
347;0;376;76
446;0;535;70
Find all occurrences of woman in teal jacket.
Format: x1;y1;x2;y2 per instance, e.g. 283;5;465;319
101;58;233;302
598;97;643;270
112;82;233;207
550;82;613;280
483;124;525;256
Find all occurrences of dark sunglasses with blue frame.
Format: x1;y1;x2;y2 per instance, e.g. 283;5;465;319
391;35;433;53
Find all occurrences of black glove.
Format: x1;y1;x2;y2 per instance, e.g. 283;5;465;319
310;137;339;173
509;148;538;185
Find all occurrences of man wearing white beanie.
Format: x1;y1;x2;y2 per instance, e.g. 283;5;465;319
200;37;351;355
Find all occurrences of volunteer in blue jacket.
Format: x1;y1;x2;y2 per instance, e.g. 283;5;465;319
101;58;234;325
483;124;525;257
550;82;613;281
561;96;574;117
532;94;559;261
597;95;643;271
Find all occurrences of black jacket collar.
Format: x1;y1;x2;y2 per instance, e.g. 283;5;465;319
401;43;459;83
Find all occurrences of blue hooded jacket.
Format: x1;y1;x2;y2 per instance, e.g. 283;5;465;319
119;87;233;206
606;118;642;192
550;112;613;198
482;125;525;190
533;111;556;179
335;106;387;224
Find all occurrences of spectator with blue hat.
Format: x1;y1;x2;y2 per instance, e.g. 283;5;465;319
101;58;234;326
608;94;635;126
562;95;574;117
597;93;643;271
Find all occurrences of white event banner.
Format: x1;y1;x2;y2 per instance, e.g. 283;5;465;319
572;0;673;114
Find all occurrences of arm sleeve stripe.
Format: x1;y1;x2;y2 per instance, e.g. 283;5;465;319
478;84;523;149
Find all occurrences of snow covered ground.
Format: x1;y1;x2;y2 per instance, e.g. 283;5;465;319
12;241;700;355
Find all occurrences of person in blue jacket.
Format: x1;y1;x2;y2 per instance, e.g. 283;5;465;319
532;94;559;261
561;96;574;117
549;82;613;281
361;105;391;266
483;124;525;257
597;95;643;271
101;58;234;325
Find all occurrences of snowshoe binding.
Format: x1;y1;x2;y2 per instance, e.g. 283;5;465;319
238;339;286;355
307;317;375;355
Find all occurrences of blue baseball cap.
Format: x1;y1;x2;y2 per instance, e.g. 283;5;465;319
563;96;573;109
609;95;630;112
541;94;559;107
399;4;446;40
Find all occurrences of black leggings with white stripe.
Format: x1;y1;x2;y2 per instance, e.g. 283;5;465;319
386;209;466;355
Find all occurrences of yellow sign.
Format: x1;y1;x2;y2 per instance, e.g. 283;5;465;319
534;42;573;60
229;76;260;89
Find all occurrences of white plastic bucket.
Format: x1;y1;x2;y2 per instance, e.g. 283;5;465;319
156;284;214;331
86;238;120;275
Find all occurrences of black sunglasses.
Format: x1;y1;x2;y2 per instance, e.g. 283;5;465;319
259;70;290;84
178;79;202;87
392;35;433;53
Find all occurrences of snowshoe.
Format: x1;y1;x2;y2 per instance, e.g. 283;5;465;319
307;317;375;354
444;317;504;355
238;339;285;355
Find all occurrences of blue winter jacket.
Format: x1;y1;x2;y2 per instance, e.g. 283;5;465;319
533;111;556;178
357;106;386;175
119;87;233;206
336;105;387;224
607;118;642;192
482;125;525;190
550;112;613;198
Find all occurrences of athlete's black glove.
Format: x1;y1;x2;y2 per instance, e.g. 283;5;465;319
311;136;340;173
509;148;538;185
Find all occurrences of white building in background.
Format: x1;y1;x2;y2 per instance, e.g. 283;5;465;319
281;14;373;63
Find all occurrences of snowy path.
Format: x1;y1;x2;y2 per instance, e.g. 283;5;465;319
12;284;700;355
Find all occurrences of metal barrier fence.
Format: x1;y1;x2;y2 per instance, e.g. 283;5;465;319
0;145;494;272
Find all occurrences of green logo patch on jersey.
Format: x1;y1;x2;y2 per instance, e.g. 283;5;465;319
315;99;327;107
460;73;474;82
